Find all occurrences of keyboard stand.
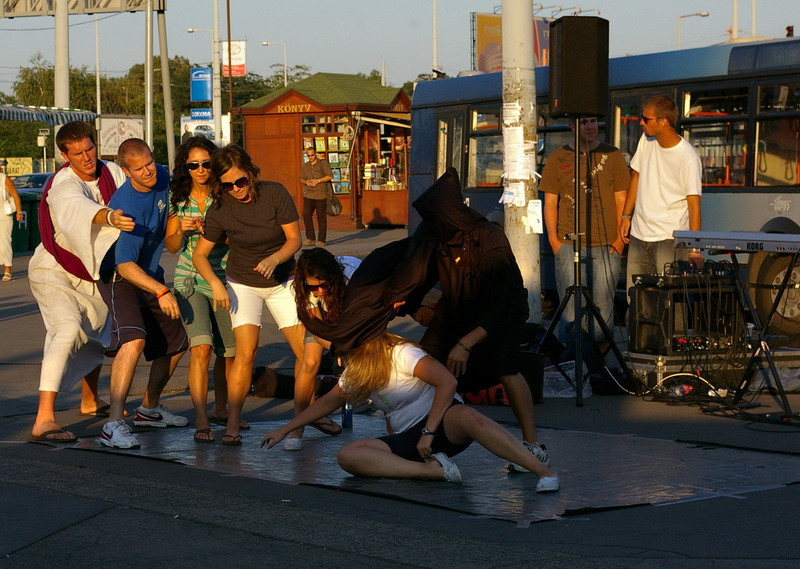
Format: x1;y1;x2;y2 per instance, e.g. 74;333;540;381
729;251;799;419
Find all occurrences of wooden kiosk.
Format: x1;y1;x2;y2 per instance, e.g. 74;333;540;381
239;73;411;228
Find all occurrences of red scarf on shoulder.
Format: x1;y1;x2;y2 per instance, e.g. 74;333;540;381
38;161;118;281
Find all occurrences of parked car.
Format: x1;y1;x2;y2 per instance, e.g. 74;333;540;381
13;173;53;195
193;125;215;140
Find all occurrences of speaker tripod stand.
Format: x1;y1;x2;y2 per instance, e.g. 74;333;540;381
537;118;633;406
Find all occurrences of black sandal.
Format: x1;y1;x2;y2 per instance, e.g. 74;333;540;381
221;434;242;446
193;428;214;444
310;416;342;437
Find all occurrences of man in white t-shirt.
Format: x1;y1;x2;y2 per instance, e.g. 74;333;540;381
619;94;703;294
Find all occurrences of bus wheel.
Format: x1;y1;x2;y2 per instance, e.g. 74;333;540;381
748;252;800;336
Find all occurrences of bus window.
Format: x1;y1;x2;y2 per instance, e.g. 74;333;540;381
683;121;747;186
467;107;501;188
467;135;503;187
755;118;800;187
473;109;500;130
685;86;748;117
759;84;800;112
614;101;641;160
436;118;448;177
435;111;465;179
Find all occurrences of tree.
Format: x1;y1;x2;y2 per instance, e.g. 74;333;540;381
403;73;437;97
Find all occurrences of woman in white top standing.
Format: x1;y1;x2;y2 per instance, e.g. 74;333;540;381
1;171;23;281
261;330;559;491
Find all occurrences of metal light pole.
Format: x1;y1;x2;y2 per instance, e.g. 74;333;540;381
145;0;153;146
54;0;69;108
188;26;223;144
261;41;288;87
677;11;710;49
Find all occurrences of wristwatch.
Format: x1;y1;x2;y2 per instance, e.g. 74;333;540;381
421;427;436;436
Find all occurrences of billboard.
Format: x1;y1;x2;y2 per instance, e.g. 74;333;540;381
0;1;167;18
222;40;246;77
190;67;212;102
180;114;232;146
472;13;551;72
98;116;145;157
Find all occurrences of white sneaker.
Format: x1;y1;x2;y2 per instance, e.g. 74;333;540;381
536;474;560;493
431;452;463;483
284;437;303;451
99;419;139;449
508;441;551;473
133;404;189;428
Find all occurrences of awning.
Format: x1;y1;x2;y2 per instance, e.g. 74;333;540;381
0;104;98;126
357;113;411;129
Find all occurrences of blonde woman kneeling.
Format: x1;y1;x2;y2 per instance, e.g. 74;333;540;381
261;331;559;492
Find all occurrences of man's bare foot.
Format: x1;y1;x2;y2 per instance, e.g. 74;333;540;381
79;401;129;417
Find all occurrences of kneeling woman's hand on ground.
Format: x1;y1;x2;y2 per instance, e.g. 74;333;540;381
260;426;290;449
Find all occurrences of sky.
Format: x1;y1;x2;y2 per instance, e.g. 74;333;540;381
0;0;797;102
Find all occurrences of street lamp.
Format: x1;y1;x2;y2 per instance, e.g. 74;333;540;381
677;11;709;50
262;41;288;88
188;23;223;144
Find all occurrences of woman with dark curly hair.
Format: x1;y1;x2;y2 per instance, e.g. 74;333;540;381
193;144;304;446
165;136;237;443
287;248;361;449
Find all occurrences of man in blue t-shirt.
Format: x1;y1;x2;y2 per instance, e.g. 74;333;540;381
97;138;189;449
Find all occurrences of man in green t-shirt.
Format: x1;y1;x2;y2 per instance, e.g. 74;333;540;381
299;148;333;246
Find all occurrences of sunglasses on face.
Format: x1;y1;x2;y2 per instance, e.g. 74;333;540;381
186;160;212;170
220;176;250;192
306;282;327;292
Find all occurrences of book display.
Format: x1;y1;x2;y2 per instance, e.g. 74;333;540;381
302;113;354;194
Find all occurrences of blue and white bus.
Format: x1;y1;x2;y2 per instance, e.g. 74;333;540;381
409;37;800;332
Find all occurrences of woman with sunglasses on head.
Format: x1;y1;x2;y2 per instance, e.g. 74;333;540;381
165;136;238;444
286;248;361;450
193;144;304;446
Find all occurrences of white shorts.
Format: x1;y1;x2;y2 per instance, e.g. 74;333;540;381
228;280;301;330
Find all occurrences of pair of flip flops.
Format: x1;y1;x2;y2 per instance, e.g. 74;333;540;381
30;428;77;443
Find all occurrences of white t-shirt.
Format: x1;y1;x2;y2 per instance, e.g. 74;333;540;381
338;343;462;433
630;134;702;242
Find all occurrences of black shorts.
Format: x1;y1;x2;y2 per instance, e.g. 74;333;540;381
378;400;471;462
420;318;524;391
97;273;188;360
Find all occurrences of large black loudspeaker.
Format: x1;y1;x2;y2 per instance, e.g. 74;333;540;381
549;17;609;117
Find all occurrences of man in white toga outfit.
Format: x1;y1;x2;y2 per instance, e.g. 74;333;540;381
29;121;134;442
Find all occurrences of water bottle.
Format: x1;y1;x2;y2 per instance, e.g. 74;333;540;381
341;402;353;428
670;384;694;397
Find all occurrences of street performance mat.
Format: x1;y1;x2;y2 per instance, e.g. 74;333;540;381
74;414;800;525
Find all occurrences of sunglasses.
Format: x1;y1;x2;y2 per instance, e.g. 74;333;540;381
640;115;660;123
306;282;327;292
186;160;212;170
220;176;250;192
